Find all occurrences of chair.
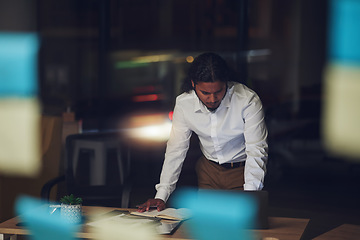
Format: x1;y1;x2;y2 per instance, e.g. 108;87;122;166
41;131;132;208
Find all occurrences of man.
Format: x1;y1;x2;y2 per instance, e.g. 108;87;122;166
137;52;268;212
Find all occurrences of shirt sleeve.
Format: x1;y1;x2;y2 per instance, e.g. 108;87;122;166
155;101;192;202
242;94;268;191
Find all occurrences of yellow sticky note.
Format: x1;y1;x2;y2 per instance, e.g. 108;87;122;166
322;64;360;159
0;98;41;176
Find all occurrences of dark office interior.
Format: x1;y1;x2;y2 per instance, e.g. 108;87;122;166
1;0;360;239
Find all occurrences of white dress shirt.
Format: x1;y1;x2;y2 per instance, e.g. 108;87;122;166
155;82;268;202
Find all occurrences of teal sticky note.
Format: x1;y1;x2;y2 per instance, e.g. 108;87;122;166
0;32;39;97
328;0;360;64
15;196;80;240
173;188;256;240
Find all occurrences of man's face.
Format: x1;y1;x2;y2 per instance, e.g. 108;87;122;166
192;81;227;111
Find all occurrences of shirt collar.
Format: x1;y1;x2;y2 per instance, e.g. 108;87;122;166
193;82;234;113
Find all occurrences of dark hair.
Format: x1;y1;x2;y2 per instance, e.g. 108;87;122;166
182;52;231;93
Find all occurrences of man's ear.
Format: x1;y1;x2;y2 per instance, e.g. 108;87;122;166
191;80;195;88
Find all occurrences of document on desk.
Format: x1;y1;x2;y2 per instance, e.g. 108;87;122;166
87;209;188;235
87;213;154;228
130;208;191;221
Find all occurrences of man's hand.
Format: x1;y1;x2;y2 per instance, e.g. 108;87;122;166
137;198;166;212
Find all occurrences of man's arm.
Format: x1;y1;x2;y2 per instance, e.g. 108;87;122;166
137;99;192;211
154;102;193;202
243;94;268;190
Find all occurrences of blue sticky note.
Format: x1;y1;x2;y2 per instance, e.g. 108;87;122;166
173;188;256;240
15;196;80;240
0;32;39;97
328;0;360;64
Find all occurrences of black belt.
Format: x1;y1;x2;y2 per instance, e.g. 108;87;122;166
210;160;245;169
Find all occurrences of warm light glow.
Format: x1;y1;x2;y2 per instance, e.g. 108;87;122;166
120;113;173;142
132;94;159;102
133;85;157;94
168;111;173;121
186;56;194;63
129;122;172;142
132;54;173;63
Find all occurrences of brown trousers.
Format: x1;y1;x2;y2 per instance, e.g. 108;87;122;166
195;156;245;190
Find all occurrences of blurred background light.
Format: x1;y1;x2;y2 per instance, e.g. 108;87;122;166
186;56;194;63
132;54;173;63
132;94;161;103
128;122;172;142
120;112;172;143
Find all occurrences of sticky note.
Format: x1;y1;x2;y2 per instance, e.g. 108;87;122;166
15;196;80;240
0;32;39;97
322;0;360;159
173;188;256;240
0;32;41;176
0;98;41;176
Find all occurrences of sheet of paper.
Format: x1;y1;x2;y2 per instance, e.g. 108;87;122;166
87;212;182;235
87;214;155;227
87;213;170;238
130;208;191;221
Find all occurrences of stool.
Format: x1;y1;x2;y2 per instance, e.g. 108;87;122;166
72;139;126;186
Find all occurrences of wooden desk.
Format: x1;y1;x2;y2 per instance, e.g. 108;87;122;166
0;206;309;240
313;224;360;240
167;216;309;240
